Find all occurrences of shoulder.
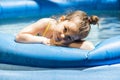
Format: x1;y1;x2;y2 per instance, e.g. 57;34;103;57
37;18;56;23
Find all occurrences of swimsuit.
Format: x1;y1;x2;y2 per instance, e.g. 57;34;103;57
42;22;51;37
36;22;50;36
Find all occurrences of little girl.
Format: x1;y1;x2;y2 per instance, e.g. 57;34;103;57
15;10;99;50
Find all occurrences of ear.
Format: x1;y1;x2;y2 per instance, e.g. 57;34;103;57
59;15;66;22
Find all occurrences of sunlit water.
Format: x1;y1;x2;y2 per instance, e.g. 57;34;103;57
0;11;120;46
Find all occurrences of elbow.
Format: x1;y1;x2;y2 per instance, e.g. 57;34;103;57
15;33;24;42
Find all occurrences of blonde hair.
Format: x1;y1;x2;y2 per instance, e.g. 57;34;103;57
53;10;99;39
65;10;99;25
64;10;99;39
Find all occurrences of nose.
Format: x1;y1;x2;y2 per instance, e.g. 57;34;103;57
60;34;65;38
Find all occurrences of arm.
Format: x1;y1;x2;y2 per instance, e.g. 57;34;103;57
16;33;50;45
15;19;50;45
68;41;95;50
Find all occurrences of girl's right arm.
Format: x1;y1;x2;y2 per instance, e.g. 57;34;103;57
16;33;50;45
15;19;50;45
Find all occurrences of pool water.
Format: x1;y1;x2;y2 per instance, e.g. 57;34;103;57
0;11;120;46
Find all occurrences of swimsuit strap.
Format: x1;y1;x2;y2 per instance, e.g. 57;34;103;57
42;22;51;37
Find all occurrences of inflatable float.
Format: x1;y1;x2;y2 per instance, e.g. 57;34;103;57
0;33;120;68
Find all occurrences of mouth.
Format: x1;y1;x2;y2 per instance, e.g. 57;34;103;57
63;35;75;41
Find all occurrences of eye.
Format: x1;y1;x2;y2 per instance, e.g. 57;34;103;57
63;27;68;33
83;16;88;21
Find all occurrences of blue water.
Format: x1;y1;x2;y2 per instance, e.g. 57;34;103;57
0;11;120;46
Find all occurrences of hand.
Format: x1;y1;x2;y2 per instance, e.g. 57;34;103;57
42;38;51;45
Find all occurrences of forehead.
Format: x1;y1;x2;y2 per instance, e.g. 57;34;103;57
65;21;76;27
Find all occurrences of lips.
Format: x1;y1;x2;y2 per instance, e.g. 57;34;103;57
63;35;76;41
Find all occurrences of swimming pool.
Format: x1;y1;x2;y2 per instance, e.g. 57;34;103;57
1;1;120;80
0;10;120;45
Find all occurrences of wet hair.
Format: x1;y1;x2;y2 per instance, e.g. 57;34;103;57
64;10;99;39
89;15;99;25
52;10;99;26
64;10;99;25
52;10;99;40
65;10;87;20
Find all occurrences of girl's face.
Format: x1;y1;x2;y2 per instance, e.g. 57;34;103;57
53;20;80;43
